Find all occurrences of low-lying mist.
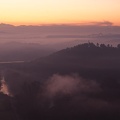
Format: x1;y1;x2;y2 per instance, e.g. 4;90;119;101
44;74;100;98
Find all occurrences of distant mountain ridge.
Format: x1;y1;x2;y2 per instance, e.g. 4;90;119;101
0;42;55;62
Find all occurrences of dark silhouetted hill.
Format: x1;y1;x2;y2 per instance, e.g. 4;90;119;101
27;43;120;78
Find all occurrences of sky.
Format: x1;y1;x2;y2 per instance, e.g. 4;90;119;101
0;0;120;25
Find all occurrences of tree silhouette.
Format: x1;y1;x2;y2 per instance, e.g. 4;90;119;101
117;44;120;48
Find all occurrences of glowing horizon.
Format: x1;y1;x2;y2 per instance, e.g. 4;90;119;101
0;0;120;26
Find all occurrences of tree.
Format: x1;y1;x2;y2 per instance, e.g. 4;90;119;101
96;43;99;47
117;44;120;49
100;44;106;48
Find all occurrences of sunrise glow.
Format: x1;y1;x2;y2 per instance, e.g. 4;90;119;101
0;0;120;25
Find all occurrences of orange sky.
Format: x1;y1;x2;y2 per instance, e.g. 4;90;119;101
0;0;120;26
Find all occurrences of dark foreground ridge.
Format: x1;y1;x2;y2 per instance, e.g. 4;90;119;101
1;42;120;120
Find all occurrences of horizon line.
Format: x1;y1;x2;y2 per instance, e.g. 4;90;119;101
0;22;120;27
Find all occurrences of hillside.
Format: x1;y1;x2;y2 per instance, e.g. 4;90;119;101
22;42;120;80
1;42;120;120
